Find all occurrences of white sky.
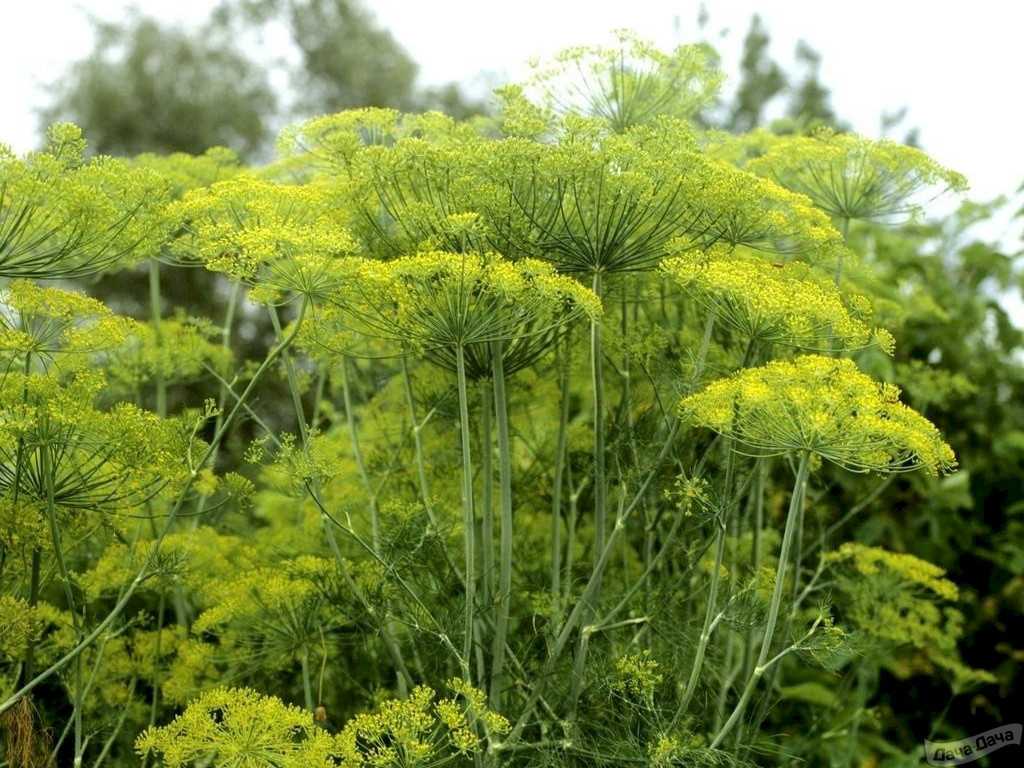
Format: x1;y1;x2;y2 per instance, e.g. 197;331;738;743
1;1;1022;208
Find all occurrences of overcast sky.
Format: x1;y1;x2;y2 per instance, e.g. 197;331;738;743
2;1;1021;212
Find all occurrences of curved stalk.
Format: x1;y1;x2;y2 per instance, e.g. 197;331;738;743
269;308;411;695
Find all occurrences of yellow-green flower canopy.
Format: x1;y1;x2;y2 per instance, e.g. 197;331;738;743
306;251;600;375
1;124;169;278
749;128;968;223
680;355;955;474
660;246;893;352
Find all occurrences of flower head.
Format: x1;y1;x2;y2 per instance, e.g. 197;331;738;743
525;30;722;132
660;248;893;352
306;251;601;376
749;128;967;223
1;123;169;278
679;355;956;474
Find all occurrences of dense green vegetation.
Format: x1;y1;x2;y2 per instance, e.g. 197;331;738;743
1;28;1021;768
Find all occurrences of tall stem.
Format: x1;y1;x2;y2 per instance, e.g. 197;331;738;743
190;280;241;534
148;260;166;418
269;309;409;694
401;356;436;525
489;341;513;708
455;345;477;682
589;271;607;607
676;443;736;721
504;420;680;745
712;452;810;747
835;217;850;286
42;442;84;765
301;650;315;712
479;379;494;609
339;356;381;551
550;334;571;623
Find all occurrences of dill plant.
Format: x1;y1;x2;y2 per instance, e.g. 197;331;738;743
0;31;1000;768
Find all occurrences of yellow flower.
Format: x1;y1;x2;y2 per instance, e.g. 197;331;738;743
749;128;967;222
661;249;891;352
680;355;956;474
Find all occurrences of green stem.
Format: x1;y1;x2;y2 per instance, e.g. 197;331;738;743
480;379;494;609
455;345;477;682
339;356;381;551
550;335;571;624
41;442;84;765
400;356;436;526
90;677;136;768
1;302;307;716
190;280;241;533
506;420;680;744
489;341;513;708
270;309;410;694
301;650;315;712
676;444;736;722
835;216;850;286
744;459;767;682
20;549;41;683
590;272;607;609
148;260;166;418
711;452;810;748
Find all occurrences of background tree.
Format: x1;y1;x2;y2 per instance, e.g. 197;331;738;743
723;15;787;133
40;11;276;157
42;0;483;160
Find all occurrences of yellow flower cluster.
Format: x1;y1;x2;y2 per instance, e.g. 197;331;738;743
749;128;968;222
138;680;509;768
136;687;336;768
828;543;995;689
0;595;46;660
192;560;333;638
308;251;601;370
168;176;358;298
133;146;241;199
335;679;508;766
104;315;233;394
472;117;707;275
679;355;956;474
660;249;893;352
1;123;169;278
526;29;722;132
611;650;664;700
81;527;258;601
0;371;191;514
678;159;846;260
827;543;958;600
277;107;402;169
0;279;136;369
